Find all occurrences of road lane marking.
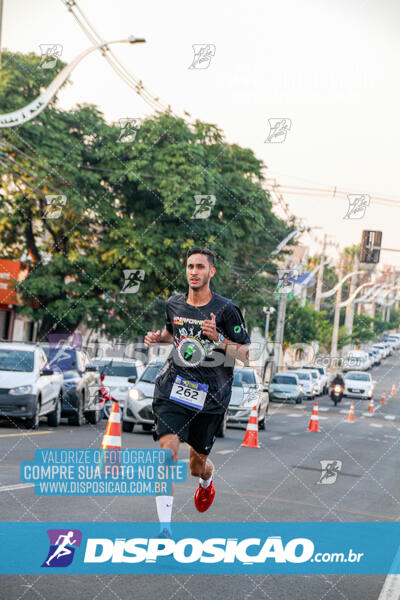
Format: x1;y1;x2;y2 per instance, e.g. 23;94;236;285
0;431;54;439
370;423;383;428
0;483;34;493
288;414;303;418
216;450;235;454
378;546;400;600
384;415;396;420
319;407;329;412
270;436;282;441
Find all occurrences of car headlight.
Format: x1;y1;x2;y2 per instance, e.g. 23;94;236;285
128;389;141;401
9;385;33;395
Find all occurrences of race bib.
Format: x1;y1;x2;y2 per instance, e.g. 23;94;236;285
169;375;208;410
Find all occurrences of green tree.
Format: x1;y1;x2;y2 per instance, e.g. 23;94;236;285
0;50;293;340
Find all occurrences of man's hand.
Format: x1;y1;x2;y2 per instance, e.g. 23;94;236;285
201;312;219;343
144;330;162;348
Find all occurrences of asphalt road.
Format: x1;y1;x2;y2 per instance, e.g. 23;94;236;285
0;353;399;599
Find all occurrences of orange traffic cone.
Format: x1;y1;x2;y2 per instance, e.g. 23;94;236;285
100;401;122;450
381;393;386;404
241;406;260;448
307;402;320;432
391;384;396;396
347;401;355;422
368;397;374;414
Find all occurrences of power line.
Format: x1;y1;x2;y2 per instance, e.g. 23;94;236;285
60;0;186;118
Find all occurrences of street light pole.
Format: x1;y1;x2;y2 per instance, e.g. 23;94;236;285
314;233;327;311
0;36;146;127
344;254;359;336
272;291;287;376
330;262;343;360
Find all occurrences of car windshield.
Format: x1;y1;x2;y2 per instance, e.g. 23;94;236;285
0;349;34;372
42;346;77;371
140;363;163;383
233;370;256;387
345;373;370;381
294;372;310;381
271;375;297;385
93;361;137;378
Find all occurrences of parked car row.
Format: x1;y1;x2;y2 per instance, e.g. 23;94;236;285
0;342;270;435
343;334;400;372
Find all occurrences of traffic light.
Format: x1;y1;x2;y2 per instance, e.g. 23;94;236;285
360;230;382;263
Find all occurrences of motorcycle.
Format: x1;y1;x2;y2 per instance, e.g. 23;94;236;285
330;384;344;406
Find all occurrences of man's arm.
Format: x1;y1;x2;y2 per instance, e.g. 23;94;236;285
201;312;250;364
144;327;173;348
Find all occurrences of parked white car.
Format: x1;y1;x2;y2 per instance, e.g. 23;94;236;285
302;365;328;394
372;344;389;359
0;342;63;429
300;367;323;395
344;371;375;399
343;350;370;371
292;370;316;399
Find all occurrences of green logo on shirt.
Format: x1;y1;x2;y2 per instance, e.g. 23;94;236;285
234;325;242;333
184;343;196;360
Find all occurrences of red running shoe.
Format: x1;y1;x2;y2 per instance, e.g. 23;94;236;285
194;480;215;512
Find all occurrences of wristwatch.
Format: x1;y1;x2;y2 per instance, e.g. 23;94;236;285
215;332;225;348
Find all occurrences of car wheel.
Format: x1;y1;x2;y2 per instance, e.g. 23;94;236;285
85;392;102;425
216;413;227;438
68;394;85;426
142;423;153;432
258;411;266;430
25;399;40;430
48;394;61;427
296;397;302;404
122;420;134;433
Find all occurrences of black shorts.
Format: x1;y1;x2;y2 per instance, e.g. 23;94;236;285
152;398;224;456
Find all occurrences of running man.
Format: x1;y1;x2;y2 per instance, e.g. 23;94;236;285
145;247;250;528
45;531;77;566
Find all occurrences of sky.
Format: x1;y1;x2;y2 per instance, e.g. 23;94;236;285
3;0;400;265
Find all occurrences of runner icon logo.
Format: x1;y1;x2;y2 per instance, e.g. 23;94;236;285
41;529;82;568
317;460;342;485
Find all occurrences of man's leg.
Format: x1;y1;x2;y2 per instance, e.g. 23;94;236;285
155;434;180;531
191;446;216;512
189;446;214;484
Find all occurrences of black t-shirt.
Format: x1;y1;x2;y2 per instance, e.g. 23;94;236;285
154;292;250;414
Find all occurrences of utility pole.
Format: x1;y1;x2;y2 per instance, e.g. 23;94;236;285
330;261;343;360
314;233;327;311
271;292;287;376
344;254;359;335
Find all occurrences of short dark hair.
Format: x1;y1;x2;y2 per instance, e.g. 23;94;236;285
186;246;216;267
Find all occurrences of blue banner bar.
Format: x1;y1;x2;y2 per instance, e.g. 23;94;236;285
0;522;398;574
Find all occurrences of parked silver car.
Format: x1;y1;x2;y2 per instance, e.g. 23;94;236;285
122;359;163;432
227;367;269;430
0;342;63;429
